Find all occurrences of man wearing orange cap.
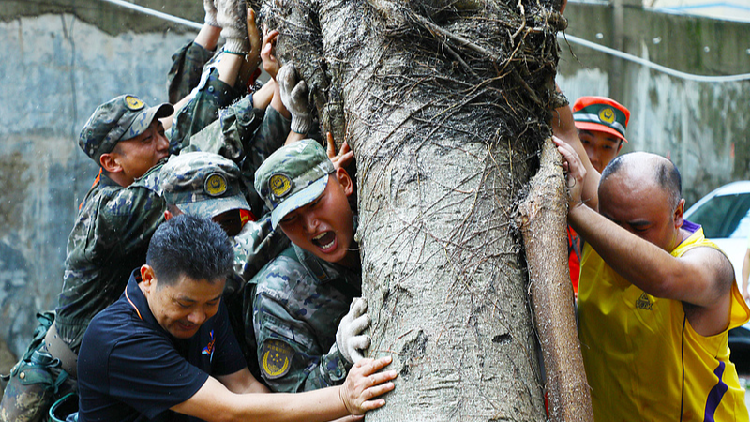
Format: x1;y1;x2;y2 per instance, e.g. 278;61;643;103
572;96;630;174
567;97;631;295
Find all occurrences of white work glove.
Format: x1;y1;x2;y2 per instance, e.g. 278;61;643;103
336;298;370;364
278;64;312;134
216;0;249;54
203;0;219;27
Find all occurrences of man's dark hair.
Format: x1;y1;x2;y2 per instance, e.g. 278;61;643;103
146;214;233;287
600;153;682;211
599;154;625;183
655;159;682;211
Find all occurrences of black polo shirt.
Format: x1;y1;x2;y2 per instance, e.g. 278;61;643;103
77;269;246;422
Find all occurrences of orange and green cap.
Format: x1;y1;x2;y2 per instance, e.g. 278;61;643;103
572;96;630;143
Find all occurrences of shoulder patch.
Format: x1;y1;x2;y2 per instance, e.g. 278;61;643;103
261;338;293;379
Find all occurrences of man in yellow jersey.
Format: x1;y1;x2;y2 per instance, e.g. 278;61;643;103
553;138;750;421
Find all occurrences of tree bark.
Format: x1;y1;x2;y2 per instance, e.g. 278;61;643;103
259;0;573;420
518;139;593;421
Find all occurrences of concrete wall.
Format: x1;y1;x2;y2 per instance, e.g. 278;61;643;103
557;3;750;205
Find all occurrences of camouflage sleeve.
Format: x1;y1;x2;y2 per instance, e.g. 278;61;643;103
65;175;164;273
232;215;290;284
170;65;241;155
240;106;292;218
57;171;166;352
251;257;350;392
240;106;292;180
183;94;264;161
166;41;216;104
179;86;290;218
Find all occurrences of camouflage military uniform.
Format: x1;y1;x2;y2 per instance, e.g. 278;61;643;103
186;99;292;219
251;243;361;392
1;96;172;422
170;52;251;153
166;40;216;104
56;165;165;353
250;139;364;392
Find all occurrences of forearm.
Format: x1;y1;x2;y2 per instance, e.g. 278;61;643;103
216;53;245;87
551;85;600;209
160;95;190;130
174;376;348;422
270;83;292;119
285;131;306;145
218;368;270;395
237;386;347;422
569;203;702;303
252;80;276;111
195;24;221;51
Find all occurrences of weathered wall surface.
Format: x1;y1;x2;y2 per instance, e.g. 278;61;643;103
558;3;750;205
0;0;201;366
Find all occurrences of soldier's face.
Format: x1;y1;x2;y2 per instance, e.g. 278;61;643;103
579;129;623;173
212;209;248;237
140;265;225;339
278;170;357;267
111;119;169;184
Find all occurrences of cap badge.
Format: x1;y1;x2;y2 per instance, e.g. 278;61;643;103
599;107;615;125
204;173;228;197
269;173;293;199
125;96;144;111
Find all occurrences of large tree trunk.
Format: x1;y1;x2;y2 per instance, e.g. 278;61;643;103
259;0;578;420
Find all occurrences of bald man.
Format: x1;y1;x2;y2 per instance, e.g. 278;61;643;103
554;142;750;421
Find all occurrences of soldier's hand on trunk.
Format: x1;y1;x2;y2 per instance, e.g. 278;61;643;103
216;0;249;54
338;356;397;415
278;64;312;134
336;297;370;364
203;0;219;27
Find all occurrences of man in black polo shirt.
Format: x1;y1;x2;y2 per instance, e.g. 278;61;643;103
77;215;397;422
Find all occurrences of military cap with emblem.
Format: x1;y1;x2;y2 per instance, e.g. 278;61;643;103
158;151;250;219
254;139;335;229
79;95;173;161
572;96;630;143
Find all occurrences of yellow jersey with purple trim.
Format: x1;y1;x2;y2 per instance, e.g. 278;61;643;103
579;223;750;421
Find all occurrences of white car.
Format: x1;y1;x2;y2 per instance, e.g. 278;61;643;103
684;180;750;289
684;180;750;371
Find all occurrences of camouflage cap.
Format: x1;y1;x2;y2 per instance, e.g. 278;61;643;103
79;95;173;162
159;151;249;219
254;139;335;229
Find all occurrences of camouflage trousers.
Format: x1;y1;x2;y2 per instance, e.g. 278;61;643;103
0;312;76;422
